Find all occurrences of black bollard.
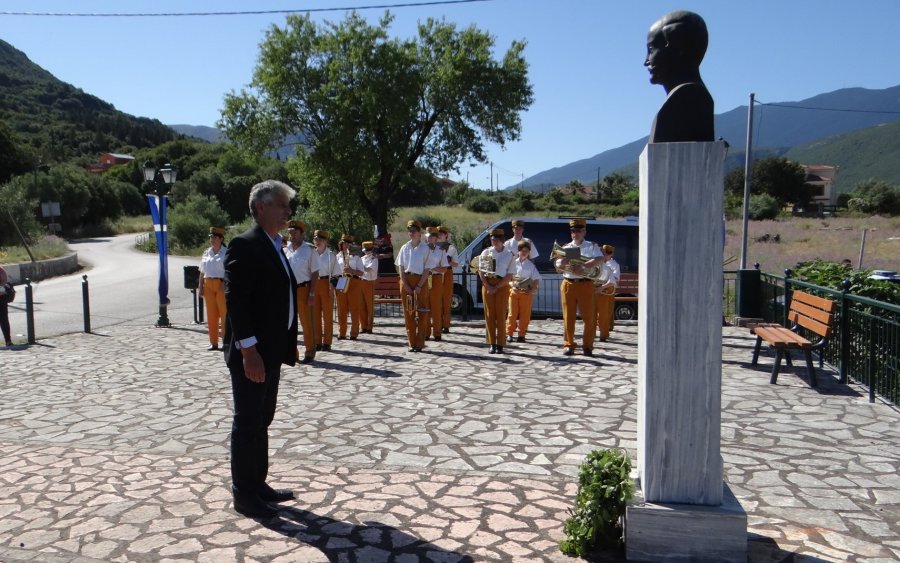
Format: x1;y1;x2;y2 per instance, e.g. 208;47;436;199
199;295;204;323
25;278;35;344
82;274;91;333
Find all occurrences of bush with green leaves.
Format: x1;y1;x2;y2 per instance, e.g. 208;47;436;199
560;448;633;557
844;180;900;216
748;193;781;220
168;195;229;250
792;259;899;305
464;193;500;214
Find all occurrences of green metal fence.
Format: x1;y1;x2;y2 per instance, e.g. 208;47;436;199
758;271;900;405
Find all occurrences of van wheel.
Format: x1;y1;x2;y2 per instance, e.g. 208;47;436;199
614;303;636;321
450;285;471;314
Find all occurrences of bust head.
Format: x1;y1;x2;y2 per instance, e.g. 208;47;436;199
644;11;708;92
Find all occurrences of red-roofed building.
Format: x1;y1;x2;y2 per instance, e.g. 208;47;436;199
86;153;135;175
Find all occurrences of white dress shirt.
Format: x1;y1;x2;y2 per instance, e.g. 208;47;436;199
199;246;226;278
504;236;539;260
559;239;601;280
284;242;316;284
478;246;516;277
395;240;430;275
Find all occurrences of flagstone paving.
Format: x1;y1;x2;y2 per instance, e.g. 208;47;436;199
0;317;897;562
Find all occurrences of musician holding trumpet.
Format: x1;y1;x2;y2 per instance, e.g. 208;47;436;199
506;240;542;344
335;234;365;341
594;244;620;342
553;218;606;356
395;220;432;352
478;228;516;354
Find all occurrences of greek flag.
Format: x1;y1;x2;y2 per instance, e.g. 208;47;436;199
147;195;169;306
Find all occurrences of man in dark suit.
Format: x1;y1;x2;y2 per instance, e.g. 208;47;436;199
224;180;298;518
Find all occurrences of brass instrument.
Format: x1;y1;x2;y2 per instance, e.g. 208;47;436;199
595;263;616;295
337;245;352;293
477;253;497;276
550;241;603;280
511;275;534;292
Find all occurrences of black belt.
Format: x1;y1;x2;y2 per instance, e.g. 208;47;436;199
206;277;223;280
297;281;310;287
565;278;593;283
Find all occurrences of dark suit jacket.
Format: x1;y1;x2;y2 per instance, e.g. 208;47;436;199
224;223;298;370
649;82;714;143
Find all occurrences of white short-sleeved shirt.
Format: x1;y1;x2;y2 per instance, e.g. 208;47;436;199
284;242;316;284
336;251;365;277
199;246;227;278
504;236;539;260
445;243;459;268
314;248;339;278
603;257;621;285
560;239;601;280
424;245;449;271
514;257;542;283
478;246;516;278
395;240;430;275
361;253;378;281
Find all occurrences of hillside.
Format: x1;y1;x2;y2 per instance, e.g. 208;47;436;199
169;124;225;143
522;85;900;189
0;39;176;162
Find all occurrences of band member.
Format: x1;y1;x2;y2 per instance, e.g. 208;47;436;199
424;227;450;341
359;241;378;333
478;228;516;354
199;226;227;350
395;220;431;352
312;229;338;351
335;234;365;340
594;244;621;342
504;219;540;260
554;218;605;356
437;225;458;334
284;220;319;363
506;240;542;343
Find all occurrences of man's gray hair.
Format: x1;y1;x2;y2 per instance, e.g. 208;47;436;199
248;180;296;218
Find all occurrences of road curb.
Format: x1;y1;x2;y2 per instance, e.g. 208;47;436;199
2;252;79;284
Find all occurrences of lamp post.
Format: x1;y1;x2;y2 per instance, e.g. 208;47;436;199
143;161;177;327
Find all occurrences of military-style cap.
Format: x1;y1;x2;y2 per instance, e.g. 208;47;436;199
314;229;329;240
362;240;374;250
406;219;422;230
489;228;505;239
209;226;225;237
517;239;532;250
437;225;449;234
601;244;615;253
569;218;587;228
340;233;354;243
425;226;439;236
287;220;307;231
511;220;525;228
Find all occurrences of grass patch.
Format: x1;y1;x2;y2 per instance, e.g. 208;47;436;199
0;235;70;263
114;215;154;234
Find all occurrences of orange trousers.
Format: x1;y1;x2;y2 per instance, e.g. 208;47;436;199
336;278;363;338
442;270;454;329
296;284;316;359
202;278;226;345
312;278;334;346
429;273;444;338
482;280;510;347
595;291;615;340
506;289;534;338
359;279;375;332
561;279;596;350
400;274;430;349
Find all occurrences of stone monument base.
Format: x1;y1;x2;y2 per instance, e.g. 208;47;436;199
625;481;747;562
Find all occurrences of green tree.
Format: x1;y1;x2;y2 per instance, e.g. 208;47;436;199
725;157;810;206
597;172;636;205
219;11;533;234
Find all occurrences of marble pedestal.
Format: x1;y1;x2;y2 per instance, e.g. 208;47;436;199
626;142;746;562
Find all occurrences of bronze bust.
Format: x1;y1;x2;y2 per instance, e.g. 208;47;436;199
645;11;714;143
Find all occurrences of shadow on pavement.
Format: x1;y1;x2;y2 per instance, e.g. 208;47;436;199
264;505;476;562
748;533;832;563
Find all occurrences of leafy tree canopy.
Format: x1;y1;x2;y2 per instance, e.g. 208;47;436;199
219;11;533;233
725;157;810;206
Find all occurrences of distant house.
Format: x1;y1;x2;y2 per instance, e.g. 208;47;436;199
86;152;135;175
802;164;839;205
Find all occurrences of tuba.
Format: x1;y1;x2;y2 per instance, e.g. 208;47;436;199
550;241;603;280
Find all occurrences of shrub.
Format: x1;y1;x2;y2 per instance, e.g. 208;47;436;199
169;195;229;250
411;213;444;230
464;193;500;213
748;193;781;220
792;259;899;304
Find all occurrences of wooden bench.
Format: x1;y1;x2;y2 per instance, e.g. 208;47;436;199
373;274;402;305
615;272;639;303
750;290;836;388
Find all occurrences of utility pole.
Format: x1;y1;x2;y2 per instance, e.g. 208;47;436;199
490;162;493;192
739;93;755;270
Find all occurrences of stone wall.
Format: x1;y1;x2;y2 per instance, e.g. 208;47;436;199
2;252;79;284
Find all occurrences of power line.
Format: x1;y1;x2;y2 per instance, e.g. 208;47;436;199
756;99;900;115
0;0;493;17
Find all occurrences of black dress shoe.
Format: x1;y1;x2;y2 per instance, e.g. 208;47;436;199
337;335;346;340
441;327;449;334
489;345;497;354
563;347;574;356
583;349;594;357
350;335;357;340
517;336;525;343
322;344;331;351
207;344;218;351
408;347;416;352
433;335;441;342
233;493;277;518
496;346;503;354
300;356;314;364
315;344;323;351
258;483;295;503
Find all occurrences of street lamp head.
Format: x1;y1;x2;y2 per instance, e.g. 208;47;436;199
142;160;157;183
159;163;177;185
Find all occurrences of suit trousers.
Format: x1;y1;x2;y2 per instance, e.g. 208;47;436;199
428;273;444;338
506;289;534;338
482;280;510;347
336;279;363;338
359;279;375;331
203;278;226;345
401;274;430;348
442;270;454;329
229;362;281;494
296;285;315;359
595;291;615;340
562;279;596;350
312;278;333;346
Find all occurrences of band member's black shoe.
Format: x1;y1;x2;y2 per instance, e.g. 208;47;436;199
496;347;503;354
232;488;278;519
517;336;526;343
350;335;357;340
207;344;218;351
315;344;323;351
425;335;431;341
583;349;594;357
442;327;449;334
433;335;441;342
489;345;497;354
300;356;314;364
322;344;331;351
409;347;416;352
563;347;574;356
337;335;346;340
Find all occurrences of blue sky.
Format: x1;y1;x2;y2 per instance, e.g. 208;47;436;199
1;0;897;189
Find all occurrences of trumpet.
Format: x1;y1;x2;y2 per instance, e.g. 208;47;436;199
550;241;603;280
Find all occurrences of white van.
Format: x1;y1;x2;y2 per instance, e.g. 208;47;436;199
449;217;640;319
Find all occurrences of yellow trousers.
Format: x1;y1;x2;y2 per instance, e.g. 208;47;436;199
562;279;596;350
336;278;363;338
203;278;226;345
401;274;430;349
595;291;615;340
482;279;510;347
442;270;454;329
296;284;316;359
506;289;534;338
429;273;444;338
312;278;334;346
359;279;375;332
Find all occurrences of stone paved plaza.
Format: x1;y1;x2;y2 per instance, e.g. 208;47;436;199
0;316;898;562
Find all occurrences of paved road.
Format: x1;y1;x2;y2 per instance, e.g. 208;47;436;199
0;318;897;562
6;235;201;340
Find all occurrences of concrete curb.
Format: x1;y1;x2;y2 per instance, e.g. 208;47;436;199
2;252;79;284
